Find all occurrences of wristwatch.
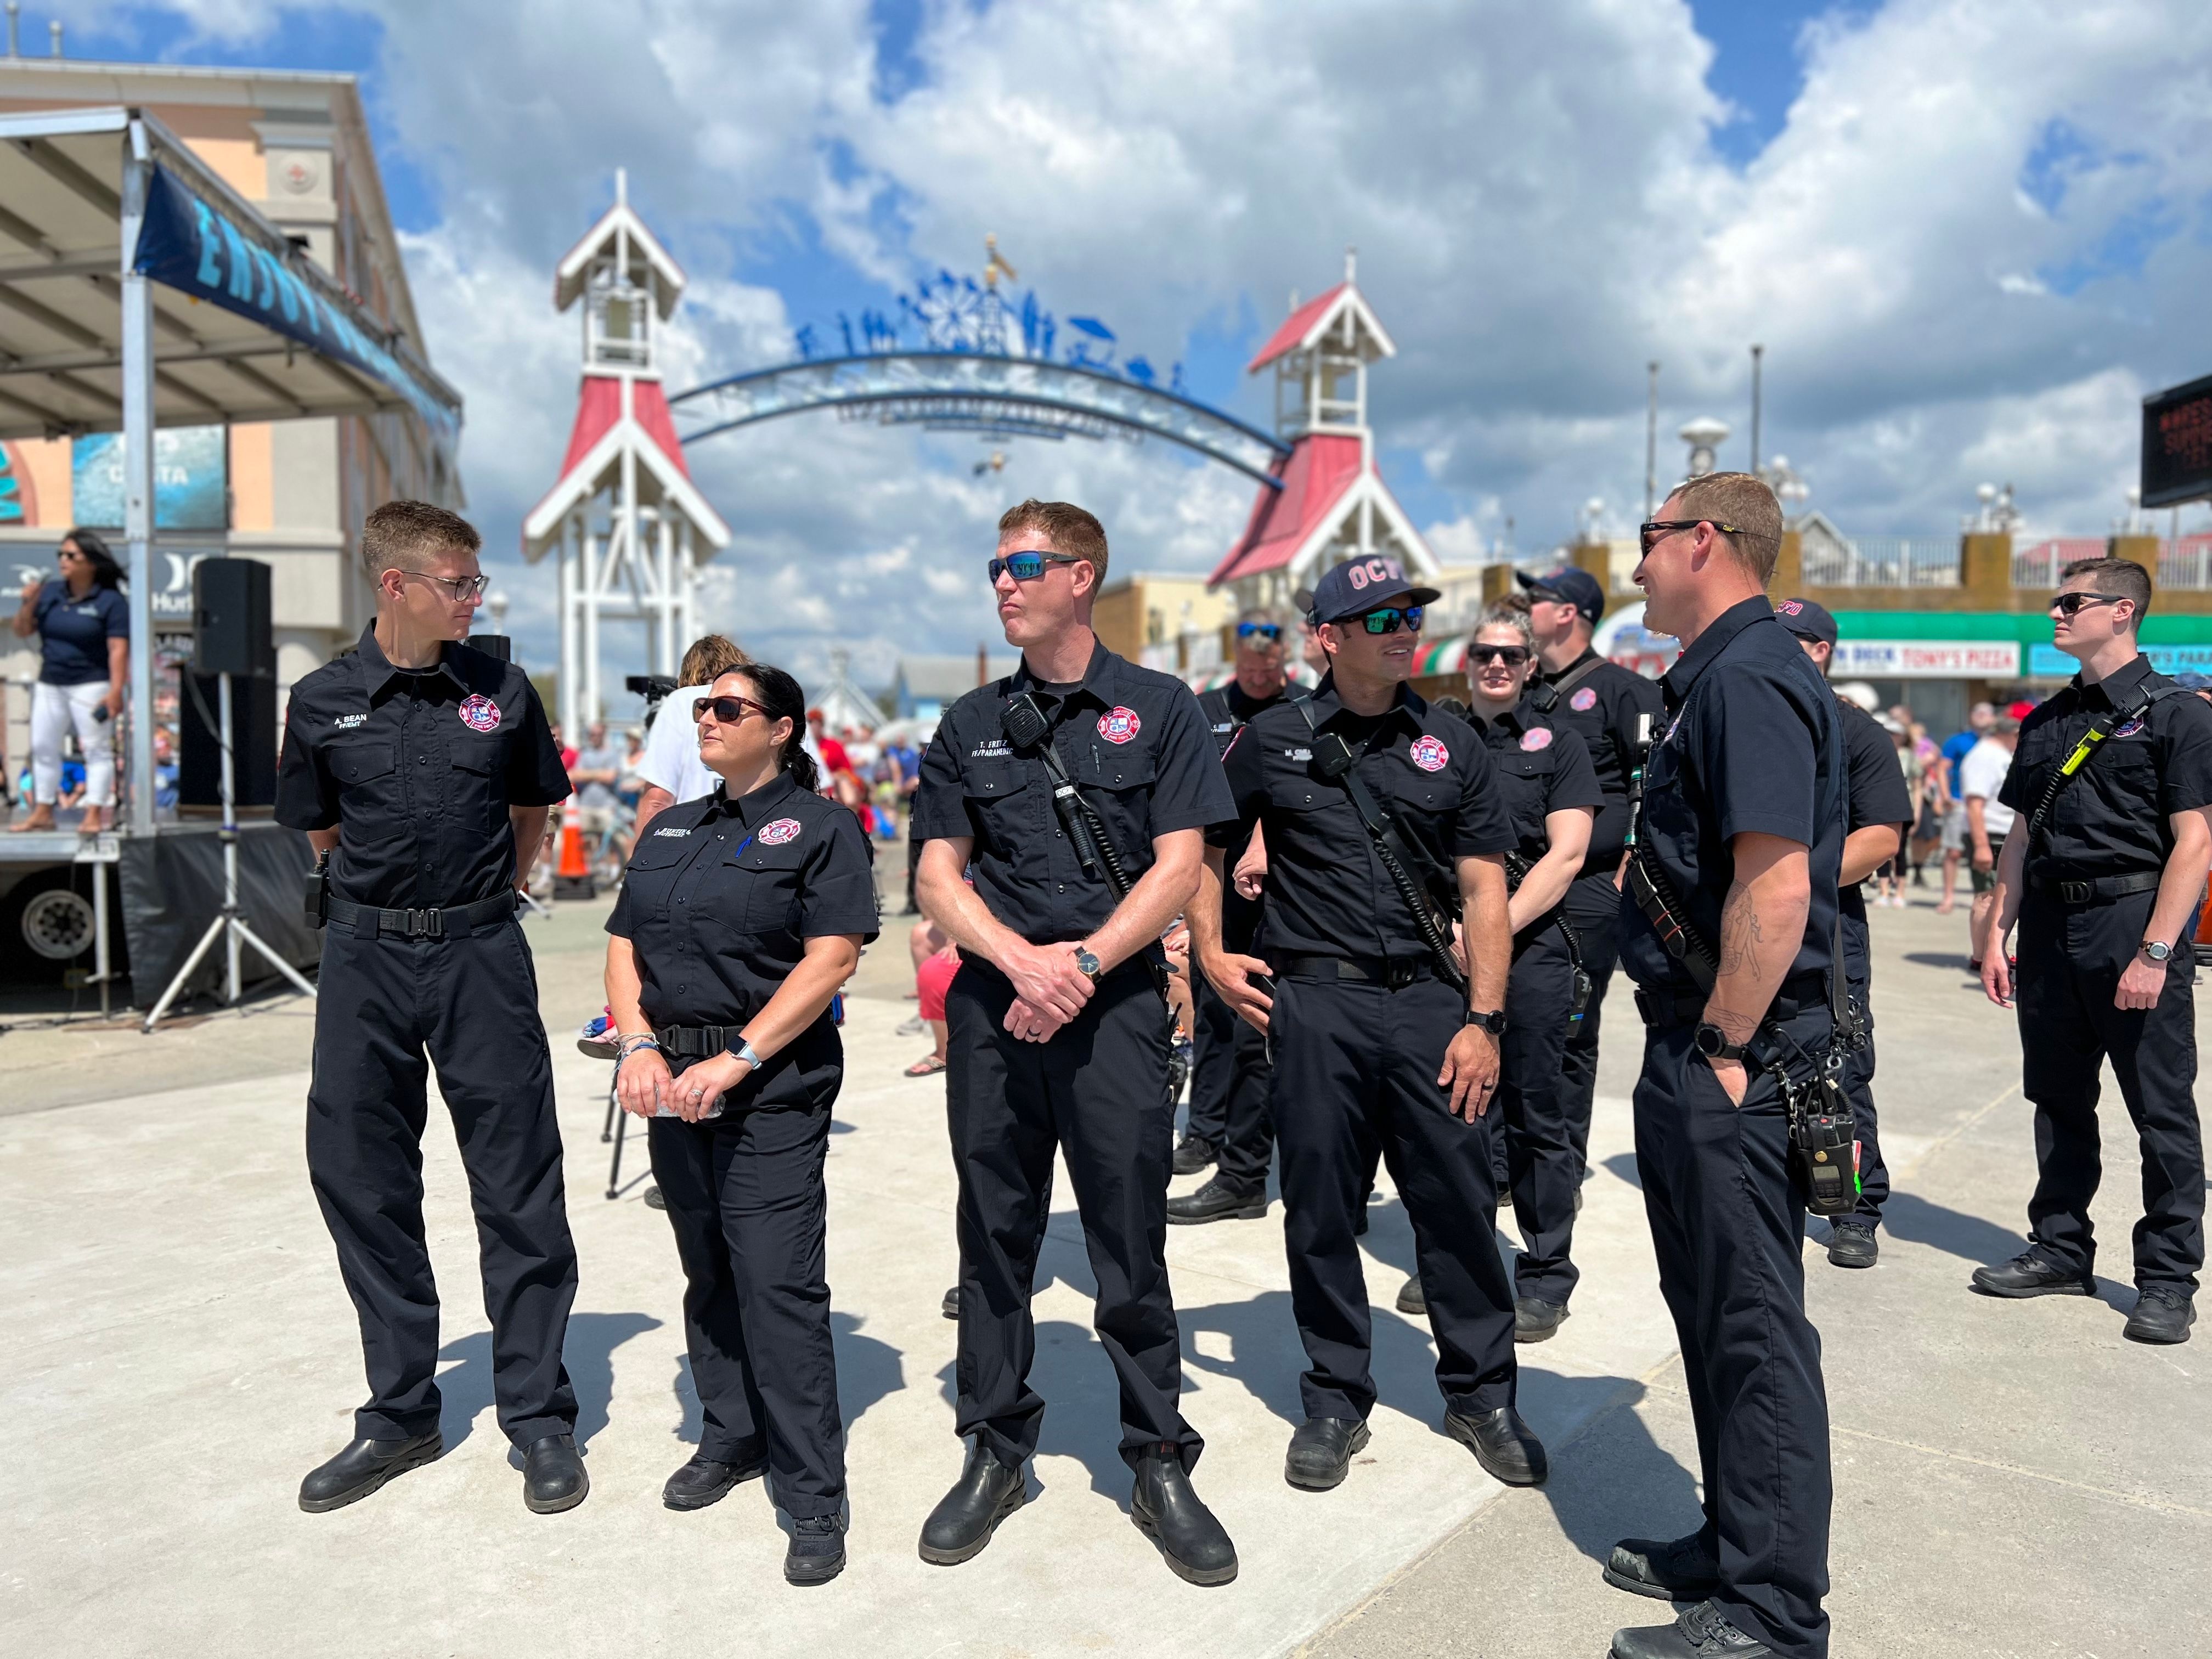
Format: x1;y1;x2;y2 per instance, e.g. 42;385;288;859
2142;939;2174;963
1074;947;1104;981
1464;1008;1508;1035
1694;1023;1748;1062
730;1040;764;1070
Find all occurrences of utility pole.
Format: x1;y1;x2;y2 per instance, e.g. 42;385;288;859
1644;360;1660;523
1748;343;1764;477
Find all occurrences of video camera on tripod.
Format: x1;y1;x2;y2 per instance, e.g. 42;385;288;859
626;674;680;731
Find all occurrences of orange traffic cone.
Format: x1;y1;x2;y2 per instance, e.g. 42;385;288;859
554;812;596;900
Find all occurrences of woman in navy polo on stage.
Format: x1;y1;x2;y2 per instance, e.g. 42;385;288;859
605;663;878;1586
10;528;128;833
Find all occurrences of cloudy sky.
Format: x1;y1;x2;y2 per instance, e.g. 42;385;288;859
69;0;2212;698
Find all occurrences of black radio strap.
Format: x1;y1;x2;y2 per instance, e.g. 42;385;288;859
1526;651;1609;716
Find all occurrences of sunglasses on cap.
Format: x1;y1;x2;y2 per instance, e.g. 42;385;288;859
988;551;1082;583
695;693;772;724
1236;622;1284;642
1468;643;1531;667
2050;591;2125;617
1341;605;1424;636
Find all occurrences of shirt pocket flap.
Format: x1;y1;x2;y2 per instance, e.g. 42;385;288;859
332;742;396;785
626;830;696;870
962;759;1029;800
1073;744;1157;792
733;838;810;871
450;735;501;774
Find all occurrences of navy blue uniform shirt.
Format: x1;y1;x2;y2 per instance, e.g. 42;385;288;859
911;639;1234;945
1214;675;1516;961
1997;653;2212;882
1464;701;1604;868
33;580;128;686
1621;597;1847;994
607;771;881;1030
1837;697;1914;927
1529;646;1666;873
275;624;571;909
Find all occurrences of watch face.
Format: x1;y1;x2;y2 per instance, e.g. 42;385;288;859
1076;950;1101;977
2146;941;2171;961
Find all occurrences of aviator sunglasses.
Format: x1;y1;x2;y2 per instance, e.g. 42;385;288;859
1468;643;1531;667
988;551;1082;583
2050;591;2125;618
1345;605;1424;636
1237;622;1284;642
695;693;772;724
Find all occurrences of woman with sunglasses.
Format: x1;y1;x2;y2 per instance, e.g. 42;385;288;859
10;528;128;833
1394;604;1601;1341
606;663;879;1584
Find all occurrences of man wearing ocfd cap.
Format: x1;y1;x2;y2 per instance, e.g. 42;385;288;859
1517;565;1665;1241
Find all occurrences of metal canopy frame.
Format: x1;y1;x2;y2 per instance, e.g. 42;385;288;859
670;352;1292;487
0;106;466;834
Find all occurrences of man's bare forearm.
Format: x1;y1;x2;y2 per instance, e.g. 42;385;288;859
1703;834;1811;1046
2148;810;2212;951
1839;823;1901;887
1188;845;1229;964
1081;828;1203;973
510;806;550;885
1459;854;1510;1013
1982;831;2028;956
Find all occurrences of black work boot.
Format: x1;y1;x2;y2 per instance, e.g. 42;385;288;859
918;1440;1026;1565
1395;1274;1426;1315
1171;1133;1218;1176
1826;1218;1878;1268
2125;1284;2197;1344
785;1514;848;1585
1610;1599;1773;1657
1443;1404;1548;1486
1284;1417;1370;1491
662;1448;767;1510
1514;1296;1568;1341
522;1434;588;1514
1130;1446;1238;1585
941;1285;960;1321
1972;1250;2094;1297
297;1431;443;1513
1167;1176;1268;1225
1603;1530;1722;1600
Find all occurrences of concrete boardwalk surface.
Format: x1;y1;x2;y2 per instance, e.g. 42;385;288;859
2;891;2207;1656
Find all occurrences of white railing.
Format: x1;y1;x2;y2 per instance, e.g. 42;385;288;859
1799;534;1960;588
2011;538;2106;589
2156;535;2212;590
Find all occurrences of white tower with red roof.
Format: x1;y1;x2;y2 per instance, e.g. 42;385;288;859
523;173;731;735
1210;251;1435;613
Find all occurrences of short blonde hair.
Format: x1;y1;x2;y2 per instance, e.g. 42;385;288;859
998;498;1109;587
361;499;479;575
1666;473;1783;584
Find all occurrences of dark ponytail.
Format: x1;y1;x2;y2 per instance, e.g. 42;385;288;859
733;663;820;791
65;528;125;591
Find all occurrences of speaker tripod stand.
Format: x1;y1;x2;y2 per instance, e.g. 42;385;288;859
142;672;318;1033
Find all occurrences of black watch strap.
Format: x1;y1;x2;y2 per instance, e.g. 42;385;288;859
1464;1008;1507;1035
1695;1022;1747;1062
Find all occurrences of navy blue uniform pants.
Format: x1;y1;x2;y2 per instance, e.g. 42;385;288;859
306;917;579;1447
649;1082;845;1519
1498;926;1581;1304
1837;916;1891;1222
1272;973;1517;1423
1558;868;1628;1182
2016;890;2204;1289
1188;975;1276;1193
945;959;1200;1472
1635;1012;1832;1659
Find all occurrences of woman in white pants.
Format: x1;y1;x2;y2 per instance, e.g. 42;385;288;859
11;529;128;833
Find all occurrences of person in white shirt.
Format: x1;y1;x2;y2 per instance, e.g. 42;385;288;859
633;635;826;839
1960;715;2018;969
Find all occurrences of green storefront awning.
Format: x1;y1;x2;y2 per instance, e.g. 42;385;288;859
1830;611;2212;644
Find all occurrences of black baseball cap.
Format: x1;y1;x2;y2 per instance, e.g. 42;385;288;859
1773;596;1838;648
1310;556;1441;625
1515;566;1605;627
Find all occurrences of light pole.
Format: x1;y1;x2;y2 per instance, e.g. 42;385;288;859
1644;360;1660;523
1748;343;1764;477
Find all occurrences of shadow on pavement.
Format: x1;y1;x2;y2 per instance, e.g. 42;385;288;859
1877;1189;2029;1268
834;1309;906;1429
1521;1375;1703;1568
1604;1152;1643;1192
436;1308;662;1453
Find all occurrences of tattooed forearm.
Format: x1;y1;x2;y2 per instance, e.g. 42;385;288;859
1717;881;1764;975
1702;834;1812;1046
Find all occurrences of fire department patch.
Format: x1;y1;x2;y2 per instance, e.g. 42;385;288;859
1570;686;1599;712
457;693;501;732
1520;727;1555;752
1409;734;1450;772
2113;719;2146;738
1097;706;1142;744
758;817;804;846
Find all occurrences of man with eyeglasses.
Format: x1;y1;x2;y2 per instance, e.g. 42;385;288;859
276;500;586;1516
910;498;1240;1584
1604;475;1845;1659
1516;563;1667;1237
1169;606;1294;1219
1193;556;1547;1498
1975;557;2212;1347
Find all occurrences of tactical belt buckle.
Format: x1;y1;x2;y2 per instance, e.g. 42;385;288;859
2060;879;2091;905
403;907;444;939
1383;958;1419;989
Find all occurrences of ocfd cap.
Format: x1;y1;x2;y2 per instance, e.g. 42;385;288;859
1310;555;1441;625
1773;596;1838;648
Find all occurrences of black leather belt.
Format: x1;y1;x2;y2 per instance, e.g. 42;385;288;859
653;1023;745;1058
1277;953;1434;988
328;889;518;940
2029;871;2163;905
1634;969;1830;1030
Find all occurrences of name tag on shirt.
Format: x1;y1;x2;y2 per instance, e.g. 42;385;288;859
653;826;690;837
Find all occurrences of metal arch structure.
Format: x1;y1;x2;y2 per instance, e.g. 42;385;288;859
668;352;1290;487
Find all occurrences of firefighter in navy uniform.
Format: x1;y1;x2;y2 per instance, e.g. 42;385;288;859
1194;556;1550;1498
1170;607;1293;1223
1775;600;1912;1269
1517;566;1667;1206
910;500;1240;1585
278;503;585;1516
1977;556;2212;1346
1602;478;1846;1659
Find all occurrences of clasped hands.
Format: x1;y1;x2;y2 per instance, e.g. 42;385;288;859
616;1044;755;1122
1001;940;1097;1043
